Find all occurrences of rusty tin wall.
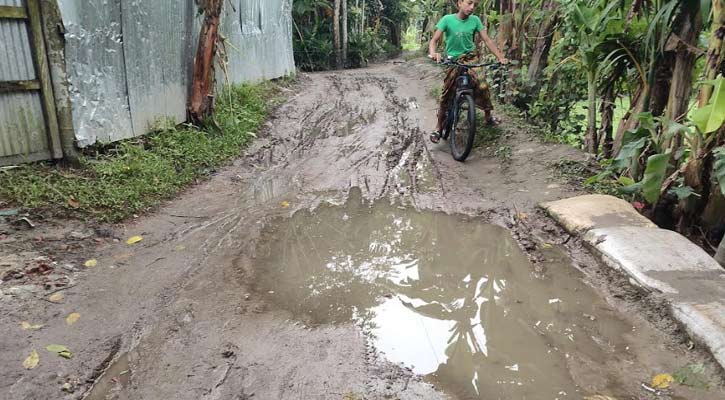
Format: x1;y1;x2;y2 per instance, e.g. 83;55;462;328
0;0;50;161
57;0;295;148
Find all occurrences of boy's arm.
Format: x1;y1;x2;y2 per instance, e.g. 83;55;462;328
476;30;509;64
429;29;444;62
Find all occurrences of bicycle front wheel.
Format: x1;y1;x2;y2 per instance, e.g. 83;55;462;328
449;94;476;162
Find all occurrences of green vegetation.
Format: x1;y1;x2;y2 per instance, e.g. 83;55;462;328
293;0;411;70
405;0;724;246
0;83;276;222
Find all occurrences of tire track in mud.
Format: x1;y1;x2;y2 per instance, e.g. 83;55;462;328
245;70;442;204
74;70;450;400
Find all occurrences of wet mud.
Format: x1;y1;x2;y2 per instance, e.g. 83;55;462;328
252;195;723;399
2;58;724;399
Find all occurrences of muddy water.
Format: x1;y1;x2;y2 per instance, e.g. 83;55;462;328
253;196;638;399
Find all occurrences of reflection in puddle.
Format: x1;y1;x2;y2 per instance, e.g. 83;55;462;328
254;195;631;398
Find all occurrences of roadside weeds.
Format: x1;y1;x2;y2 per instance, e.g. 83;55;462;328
0;80;292;223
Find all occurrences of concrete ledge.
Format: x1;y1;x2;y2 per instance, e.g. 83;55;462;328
672;302;725;368
540;194;725;370
541;194;656;234
584;226;723;294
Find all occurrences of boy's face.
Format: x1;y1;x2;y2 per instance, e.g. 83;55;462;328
457;0;479;16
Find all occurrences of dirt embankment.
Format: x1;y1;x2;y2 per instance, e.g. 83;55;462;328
1;58;723;399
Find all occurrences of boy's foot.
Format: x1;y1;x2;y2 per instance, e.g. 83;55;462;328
485;116;501;126
430;131;442;143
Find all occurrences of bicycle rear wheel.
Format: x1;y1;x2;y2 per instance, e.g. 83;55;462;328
449;94;476;162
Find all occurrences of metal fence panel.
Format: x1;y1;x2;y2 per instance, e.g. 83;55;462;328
55;0;295;148
121;1;196;135
0;0;24;8
58;0;134;147
222;0;295;83
0;7;50;161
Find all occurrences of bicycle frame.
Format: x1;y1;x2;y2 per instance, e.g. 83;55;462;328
441;59;500;124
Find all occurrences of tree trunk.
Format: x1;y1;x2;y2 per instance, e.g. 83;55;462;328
342;0;348;67
189;0;223;124
387;21;401;50
625;0;644;31
497;13;513;53
526;0;559;93
699;0;725;106
666;3;702;122
679;127;725;233
716;235;725;267
334;0;342;69
586;70;598;154
599;84;615;158
613;85;646;156
650;57;674;118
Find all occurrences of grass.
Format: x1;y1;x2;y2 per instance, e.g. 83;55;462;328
549;159;622;196
0;81;283;222
473;110;504;148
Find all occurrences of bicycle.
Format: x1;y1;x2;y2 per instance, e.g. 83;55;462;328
434;57;502;162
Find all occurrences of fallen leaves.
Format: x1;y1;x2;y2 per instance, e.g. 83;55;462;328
673;363;709;389
23;349;39;369
126;235;143;245
20;321;43;330
67;197;80;209
83;259;98;268
66;313;81;326
651;373;674;389
48;293;64;303
46;344;73;359
280;201;290;208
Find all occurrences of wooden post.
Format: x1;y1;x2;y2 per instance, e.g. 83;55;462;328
39;0;79;163
26;0;63;159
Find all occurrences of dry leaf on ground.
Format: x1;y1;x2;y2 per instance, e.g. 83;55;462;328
652;373;674;389
280;201;290;208
126;235;143;245
67;197;80;209
20;321;43;330
65;313;81;326
48;293;64;303
84;259;98;268
46;344;72;359
23;349;39;369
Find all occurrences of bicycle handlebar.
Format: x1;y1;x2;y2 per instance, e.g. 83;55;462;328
440;59;499;68
427;55;503;69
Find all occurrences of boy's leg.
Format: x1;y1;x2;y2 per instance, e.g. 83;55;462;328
469;71;498;125
432;69;458;143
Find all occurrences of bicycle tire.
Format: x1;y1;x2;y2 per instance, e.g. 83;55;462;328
449;94;476;162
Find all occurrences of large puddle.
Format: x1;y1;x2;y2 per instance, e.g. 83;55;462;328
253;196;639;398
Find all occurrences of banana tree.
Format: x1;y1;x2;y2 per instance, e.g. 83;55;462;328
567;0;623;154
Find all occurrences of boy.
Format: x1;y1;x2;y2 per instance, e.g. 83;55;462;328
428;0;508;143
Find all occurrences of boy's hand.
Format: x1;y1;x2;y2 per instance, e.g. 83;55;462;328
429;52;443;63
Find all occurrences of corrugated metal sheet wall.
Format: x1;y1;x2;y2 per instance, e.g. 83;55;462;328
57;0;295;148
0;0;50;161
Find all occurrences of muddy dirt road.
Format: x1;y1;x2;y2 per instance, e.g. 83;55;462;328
2;59;724;399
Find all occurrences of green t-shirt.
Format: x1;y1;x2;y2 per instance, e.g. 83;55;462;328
435;14;485;59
